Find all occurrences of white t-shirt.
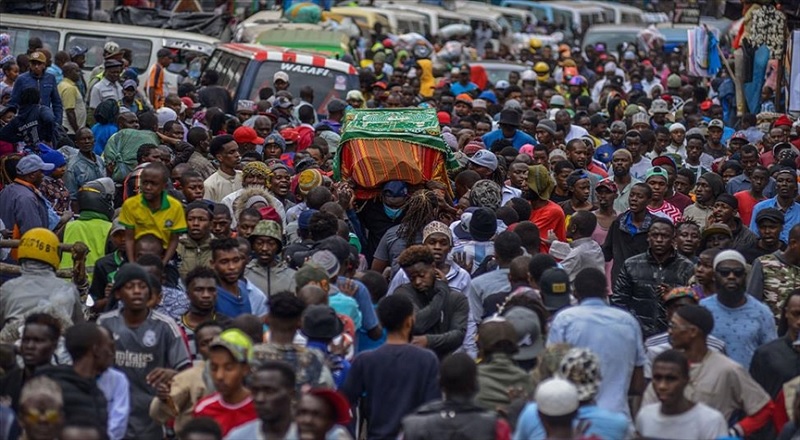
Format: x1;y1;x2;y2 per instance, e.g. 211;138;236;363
635;402;728;440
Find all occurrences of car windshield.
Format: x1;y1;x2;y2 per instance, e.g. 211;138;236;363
477;64;526;85
252;60;359;115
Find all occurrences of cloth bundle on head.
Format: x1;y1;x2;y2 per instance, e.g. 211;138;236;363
674;304;714;335
470;180;502;212
700;172;724;199
242;161;273;184
422;220;452;245
527;165;555;200
556;347;602;403
297;168;323;196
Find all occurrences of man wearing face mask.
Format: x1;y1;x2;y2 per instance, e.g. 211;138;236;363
357;181;408;265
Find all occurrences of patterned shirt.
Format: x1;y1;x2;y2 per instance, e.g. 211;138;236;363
39;176;70;215
700;295;777;369
251;343;333;392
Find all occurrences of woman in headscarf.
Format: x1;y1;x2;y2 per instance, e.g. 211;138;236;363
525;164;566;252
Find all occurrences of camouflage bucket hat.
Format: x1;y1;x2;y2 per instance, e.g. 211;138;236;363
556;347;602;402
250;220;283;249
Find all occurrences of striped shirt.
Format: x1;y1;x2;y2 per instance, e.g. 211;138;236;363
193;393;257;437
647;200;683;224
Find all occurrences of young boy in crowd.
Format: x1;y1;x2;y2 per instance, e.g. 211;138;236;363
193;328;257;437
211;203;233;239
119;162;187;266
180;170;207;204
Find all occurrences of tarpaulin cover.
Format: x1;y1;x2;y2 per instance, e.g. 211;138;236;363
111;6;229;39
334;108;457;199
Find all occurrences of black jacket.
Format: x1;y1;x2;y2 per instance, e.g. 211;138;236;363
602;211;655;284
35;366;108;427
611;250;695;338
401;399;499;440
394;280;468;358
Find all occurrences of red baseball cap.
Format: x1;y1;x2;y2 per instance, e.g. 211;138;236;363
280;127;300;143
307;388;352;425
181;97;200;109
233;126;264;145
775;115;793;128
437;111;451;125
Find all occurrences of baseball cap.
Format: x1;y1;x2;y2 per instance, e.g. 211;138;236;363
651;156;676;170
645;166;669;182
274;97;293;109
472;99;487;110
535;378;580;417
662;286;700;305
103;41;120;55
708;119;724;130
302;305;344;341
209;328;254;363
755;207;785;225
156;48;175;59
273;71;289;83
549;95;566;107
503;306;544;361
309;250;340;279
122;79;137;90
327;99;347;114
29;52;46;64
702;222;732;239
468;149;498;172
181;96;200;109
478;318;518;353
306;388;352;425
437;111;451;126
236;100;255;113
455;93;473;106
372;81;387;90
16;154;55;175
539;267;571;312
233;126;265;145
382;181;408;198
495;80;510;90
595;178;617;193
69;46;88;58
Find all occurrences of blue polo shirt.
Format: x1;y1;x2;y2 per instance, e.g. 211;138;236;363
749;197;800;244
482;129;537;150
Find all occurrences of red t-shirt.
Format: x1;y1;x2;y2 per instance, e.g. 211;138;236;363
530;200;566;253
193;393;257;437
734;190;765;226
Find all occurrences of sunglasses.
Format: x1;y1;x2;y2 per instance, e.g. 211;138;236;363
716;267;745;277
22;408;60;425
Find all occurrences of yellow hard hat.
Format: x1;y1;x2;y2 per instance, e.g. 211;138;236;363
529;38;542;49
533;62;550;74
18;228;60;269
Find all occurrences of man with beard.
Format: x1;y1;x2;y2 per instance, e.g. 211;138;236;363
610;149;640;213
245;220;296;298
393;245;468;358
700;251;776;369
612;218;695;338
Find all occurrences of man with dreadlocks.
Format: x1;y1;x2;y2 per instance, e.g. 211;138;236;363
221;161;285;229
371;189;440;278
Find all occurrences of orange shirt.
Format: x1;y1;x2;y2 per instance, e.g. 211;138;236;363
530;200;567;253
147;63;166;109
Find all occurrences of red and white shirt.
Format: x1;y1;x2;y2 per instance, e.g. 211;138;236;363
193;392;257;437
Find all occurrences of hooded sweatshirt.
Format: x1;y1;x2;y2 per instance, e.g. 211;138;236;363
35;365;108;427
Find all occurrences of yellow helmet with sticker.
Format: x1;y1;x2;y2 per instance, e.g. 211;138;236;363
18;228;60;269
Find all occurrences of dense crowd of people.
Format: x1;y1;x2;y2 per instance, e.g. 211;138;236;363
0;2;799;439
